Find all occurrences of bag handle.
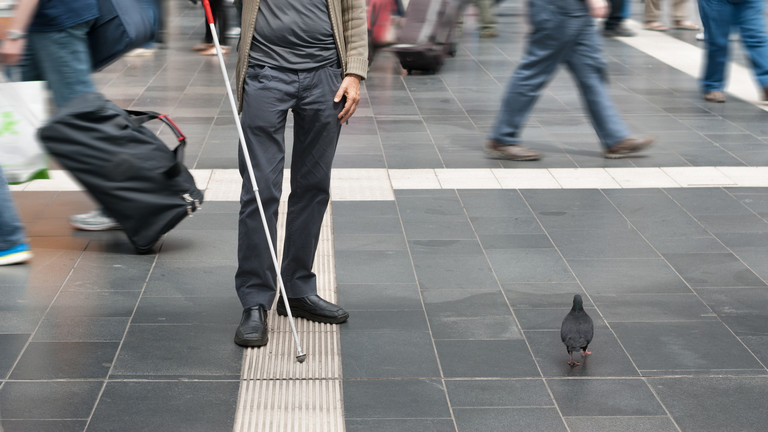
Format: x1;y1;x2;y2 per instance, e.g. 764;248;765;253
125;109;188;179
125;109;187;146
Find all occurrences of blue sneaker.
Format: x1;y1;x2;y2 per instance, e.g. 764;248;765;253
0;243;33;266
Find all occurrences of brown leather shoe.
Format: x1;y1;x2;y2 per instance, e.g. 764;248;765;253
703;91;726;103
604;136;654;159
484;141;541;161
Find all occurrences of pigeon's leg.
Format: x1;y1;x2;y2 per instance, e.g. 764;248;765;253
582;349;592;357
568;352;580;366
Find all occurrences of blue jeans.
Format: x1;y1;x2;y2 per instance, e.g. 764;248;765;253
235;64;344;309
698;0;768;93
0;166;26;250
22;20;96;109
490;0;630;149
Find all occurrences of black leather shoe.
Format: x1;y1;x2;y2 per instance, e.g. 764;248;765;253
275;295;349;324
234;306;269;347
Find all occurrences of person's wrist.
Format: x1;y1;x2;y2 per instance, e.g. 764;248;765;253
4;29;27;41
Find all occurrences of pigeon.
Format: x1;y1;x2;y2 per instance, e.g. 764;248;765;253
560;294;594;366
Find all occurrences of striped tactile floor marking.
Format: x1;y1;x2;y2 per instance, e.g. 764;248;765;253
233;203;344;432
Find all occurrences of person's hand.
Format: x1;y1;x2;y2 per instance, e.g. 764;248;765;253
335;74;361;124
586;0;609;18
0;39;26;65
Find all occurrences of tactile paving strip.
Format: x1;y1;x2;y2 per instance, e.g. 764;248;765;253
234;203;345;431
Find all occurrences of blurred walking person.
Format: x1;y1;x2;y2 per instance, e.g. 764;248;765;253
698;0;768;103
0;0;124;231
485;0;653;160
0;166;32;265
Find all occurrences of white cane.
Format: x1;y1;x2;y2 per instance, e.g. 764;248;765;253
200;0;307;363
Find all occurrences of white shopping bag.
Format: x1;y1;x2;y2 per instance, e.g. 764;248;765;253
0;79;50;184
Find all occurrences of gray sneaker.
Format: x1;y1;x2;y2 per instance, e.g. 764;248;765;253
69;210;122;231
604;136;654;159
485;140;541;161
703;91;726;103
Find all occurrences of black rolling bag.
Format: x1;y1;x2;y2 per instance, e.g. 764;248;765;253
388;0;465;74
38;92;203;254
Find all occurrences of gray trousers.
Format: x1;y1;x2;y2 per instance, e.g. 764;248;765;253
236;63;344;310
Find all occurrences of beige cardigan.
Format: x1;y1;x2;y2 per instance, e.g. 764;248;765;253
235;0;369;112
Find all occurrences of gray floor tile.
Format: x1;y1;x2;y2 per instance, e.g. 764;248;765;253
334;233;408;251
144;260;237;297
157;229;237;261
334;250;415;284
446;379;553;408
611;321;765;374
337;283;422;311
565;416;678;432
0;286;53;333
346;418;456;432
10;342;118;380
87;381;238;432
696;287;768;336
486;249;575;284
522;190;619;214
548;228;659;260
547;379;665;417
343;379;451;419
412;254;499;290
435;340;539;378
453;407;567;432
132;296;241;325
111;324;241;378
501;283;586;308
63;259;153;292
649;377;768;432
471;216;545;236
457;190;531;217
341;331;440;379
740;336;768;366
536;210;631;230
0;334;29;379
45;291;141;319
592;293;716;322
666;188;756;216
0;420;87;432
409;239;485;257
33;317;129;342
663;253;766;288
422;289;512;318
697;213;768;234
402;218;478;240
0;381;102;420
525;329;640;378
429;315;523;340
342;310;430;333
568;258;691;294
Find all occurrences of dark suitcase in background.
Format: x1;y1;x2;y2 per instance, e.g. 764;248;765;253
388;0;465;74
38;92;203;254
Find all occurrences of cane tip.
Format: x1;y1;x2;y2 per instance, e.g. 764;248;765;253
296;354;307;363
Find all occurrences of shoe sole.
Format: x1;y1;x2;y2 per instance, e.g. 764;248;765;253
484;148;540;161
604;147;652;159
0;251;32;266
234;334;269;347
70;223;122;231
276;305;349;324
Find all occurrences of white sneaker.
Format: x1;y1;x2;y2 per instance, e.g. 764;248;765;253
69;210;122;231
